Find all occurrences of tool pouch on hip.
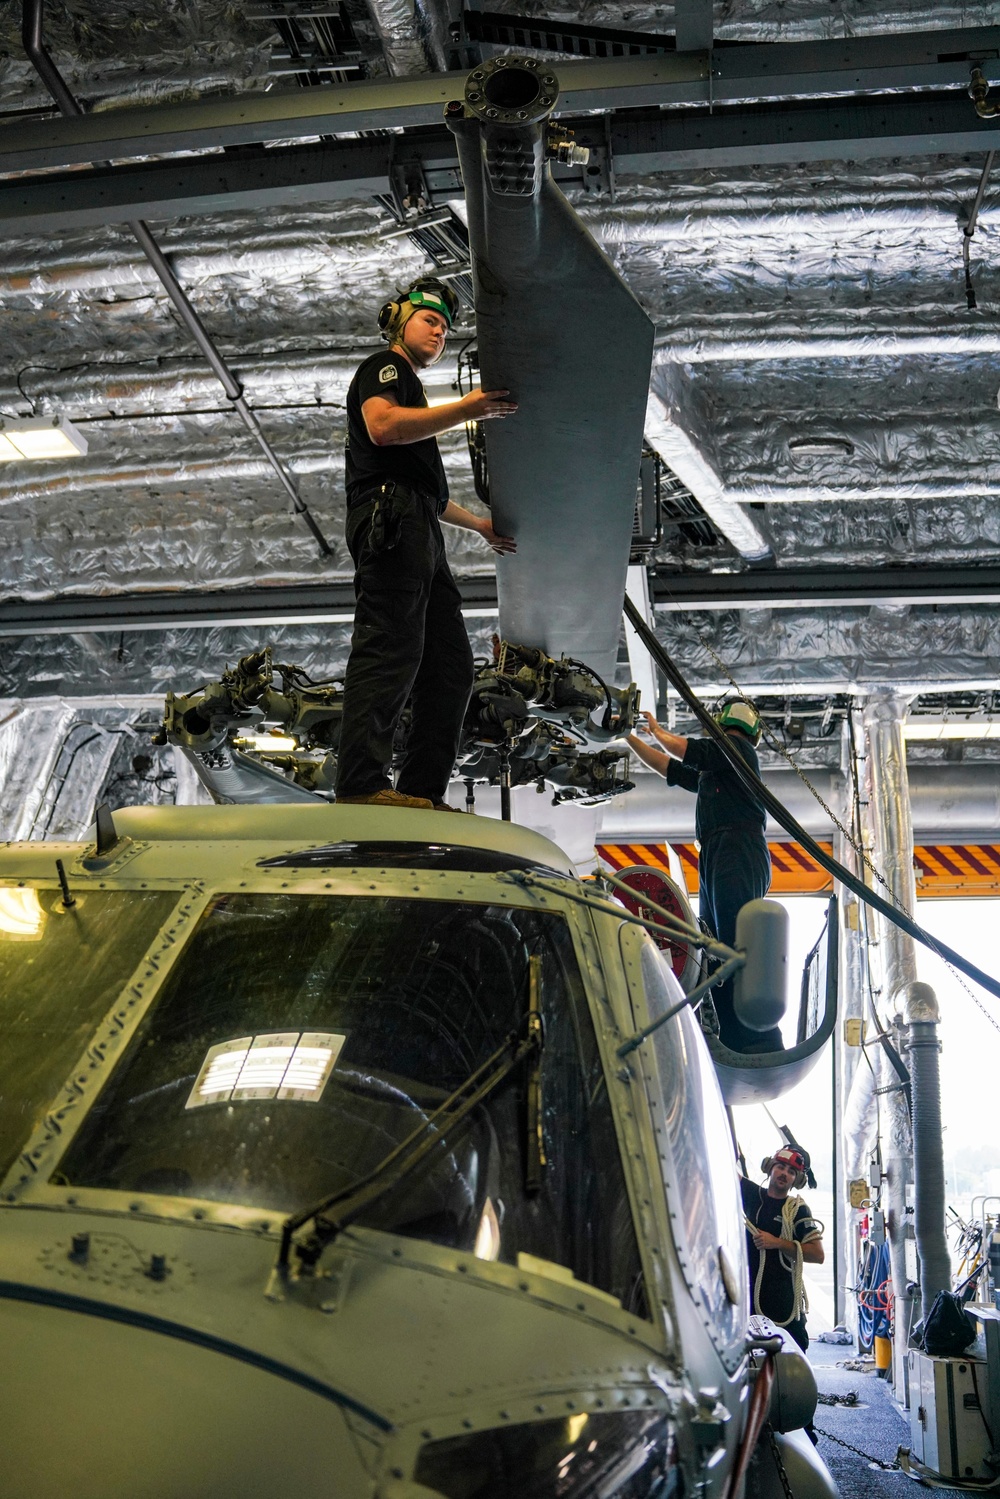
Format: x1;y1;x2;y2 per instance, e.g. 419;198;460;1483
368;484;405;555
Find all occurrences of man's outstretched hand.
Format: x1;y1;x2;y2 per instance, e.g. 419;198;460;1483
461;388;518;421
478;520;517;555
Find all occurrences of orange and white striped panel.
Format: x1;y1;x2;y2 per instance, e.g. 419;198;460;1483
913;844;1000;897
597;841;834;895
599;840;1000;898
597;842;675;875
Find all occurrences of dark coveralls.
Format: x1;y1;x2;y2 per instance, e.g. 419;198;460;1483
335;350;474;803
666;735;777;1051
740;1176;821;1351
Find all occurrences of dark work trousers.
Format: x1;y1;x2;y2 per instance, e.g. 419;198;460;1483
698;828;780;1053
335;491;474;803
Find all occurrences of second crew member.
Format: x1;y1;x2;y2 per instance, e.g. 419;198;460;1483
627;700;779;1051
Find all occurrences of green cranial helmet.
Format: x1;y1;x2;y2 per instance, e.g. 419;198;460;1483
377;276;459;343
714;698;762;745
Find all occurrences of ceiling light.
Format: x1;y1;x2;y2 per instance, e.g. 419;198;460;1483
0;416;88;461
788;437;854;457
903;719;1000;740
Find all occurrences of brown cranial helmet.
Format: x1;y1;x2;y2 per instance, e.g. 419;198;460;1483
761;1145;809;1190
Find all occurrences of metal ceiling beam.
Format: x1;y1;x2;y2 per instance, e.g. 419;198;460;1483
0;28;997;173
5;564;1000;637
3;92;998;234
601;91;1000;173
0;578;500;636
651;566;1000;611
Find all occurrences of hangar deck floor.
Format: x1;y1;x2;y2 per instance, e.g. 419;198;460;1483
810;1342;968;1499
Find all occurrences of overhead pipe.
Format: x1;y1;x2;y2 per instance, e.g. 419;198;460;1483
862;691;918;1397
645;379;772;563
21;0;333;559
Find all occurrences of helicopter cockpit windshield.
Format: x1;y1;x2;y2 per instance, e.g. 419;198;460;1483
54;892;648;1315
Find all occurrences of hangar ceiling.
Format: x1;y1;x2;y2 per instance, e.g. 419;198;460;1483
1;0;1000;825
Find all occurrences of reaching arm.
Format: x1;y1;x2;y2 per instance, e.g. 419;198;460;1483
362;386;517;447
440;501;517;555
626;735;670;777
639;710;689;761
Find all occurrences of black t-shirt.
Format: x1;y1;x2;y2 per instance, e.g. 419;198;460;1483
344;350;448;508
740;1178;820;1324
665;733;766;842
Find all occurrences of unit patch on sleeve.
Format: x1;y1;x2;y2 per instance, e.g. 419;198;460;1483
379;364;398;384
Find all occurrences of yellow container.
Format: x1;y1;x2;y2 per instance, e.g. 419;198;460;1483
874;1335;892;1370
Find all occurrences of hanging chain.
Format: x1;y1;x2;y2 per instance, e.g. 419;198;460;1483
812;1424;900;1471
765;1423;798;1499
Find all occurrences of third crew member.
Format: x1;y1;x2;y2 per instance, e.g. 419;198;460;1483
741;1145;824;1351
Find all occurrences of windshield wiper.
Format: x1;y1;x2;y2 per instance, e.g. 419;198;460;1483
525;954;546;1195
275;1013;544;1281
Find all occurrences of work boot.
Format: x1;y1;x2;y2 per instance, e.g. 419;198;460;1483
338;789;434;810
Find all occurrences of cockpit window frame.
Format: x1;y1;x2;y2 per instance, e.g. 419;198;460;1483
615;920;749;1374
1;868;661;1344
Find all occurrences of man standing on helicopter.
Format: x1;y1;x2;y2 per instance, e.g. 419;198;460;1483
335;276;518;810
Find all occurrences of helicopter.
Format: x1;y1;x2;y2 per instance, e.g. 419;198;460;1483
0;798;832;1498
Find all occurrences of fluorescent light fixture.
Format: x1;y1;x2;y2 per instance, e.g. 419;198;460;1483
904;719;1000;740
788;437;854;457
0;886;45;939
0;416;88;461
186;1030;345;1108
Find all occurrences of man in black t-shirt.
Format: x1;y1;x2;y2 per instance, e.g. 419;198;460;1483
336;277;517;809
626;699;778;1051
741;1145;824;1351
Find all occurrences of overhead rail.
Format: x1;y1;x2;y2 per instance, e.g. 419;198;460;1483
20;0;333;559
2;28;999;173
6;564;1000;636
622;595;1000;1004
3;95;998;236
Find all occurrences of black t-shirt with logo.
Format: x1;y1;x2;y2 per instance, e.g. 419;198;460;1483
740;1177;819;1324
344;350;448;509
665;733;767;842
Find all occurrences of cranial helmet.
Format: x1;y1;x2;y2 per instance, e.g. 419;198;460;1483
715;698;762;745
377;276;459;344
761;1146;811;1191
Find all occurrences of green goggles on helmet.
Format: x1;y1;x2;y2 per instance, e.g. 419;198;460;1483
714;699;762;744
406;286;454;326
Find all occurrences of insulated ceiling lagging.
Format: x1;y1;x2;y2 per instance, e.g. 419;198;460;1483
0;0;999;714
0;3;273;114
482;0;998;43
